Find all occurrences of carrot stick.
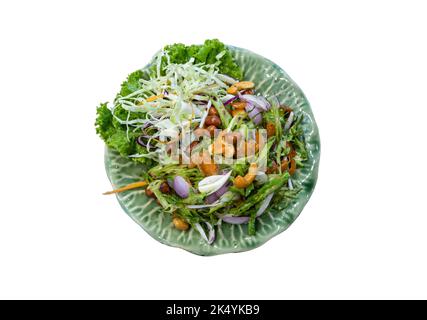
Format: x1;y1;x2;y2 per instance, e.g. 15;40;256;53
146;94;164;102
103;181;147;195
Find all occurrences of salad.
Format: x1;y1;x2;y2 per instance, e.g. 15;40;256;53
96;39;308;244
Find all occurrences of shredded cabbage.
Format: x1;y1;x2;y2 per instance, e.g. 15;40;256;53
111;51;234;160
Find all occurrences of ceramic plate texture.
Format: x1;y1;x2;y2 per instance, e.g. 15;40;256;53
104;46;320;256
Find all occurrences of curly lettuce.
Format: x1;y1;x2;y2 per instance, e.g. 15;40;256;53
161;39;242;79
95;103;151;164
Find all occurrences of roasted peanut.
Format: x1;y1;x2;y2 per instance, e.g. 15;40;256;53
206;125;217;137
173;217;189;231
188;149;200;168
159;182;170;194
234;81;254;90
223;143;235;158
231;109;246;117
205;115;221;127
255;131;266;152
289;158;296;175
233;163;258;188
208;131;227;154
288;148;297;159
236;139;259;157
200;163;218;176
280;158;289;172
193;151;218;176
209;140;222;155
231;101;247;110
208;106;219;116
209;140;235;158
190;152;206;165
266;161;278;174
266;122;276;137
193;128;211;139
145;187;156;198
224;132;242;145
185;141;199;156
227;86;238;95
281;106;293;113
189;141;199;152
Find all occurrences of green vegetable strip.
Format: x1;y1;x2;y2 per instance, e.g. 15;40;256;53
148;164;203;182
212;99;232;128
256;137;275;169
248;210;257;236
228;172;290;216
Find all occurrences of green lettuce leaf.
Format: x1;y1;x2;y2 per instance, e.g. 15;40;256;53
95;103;114;141
163;39;243;79
119;70;144;97
95;103;151;165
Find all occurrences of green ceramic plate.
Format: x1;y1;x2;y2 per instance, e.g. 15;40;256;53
104;46;320;256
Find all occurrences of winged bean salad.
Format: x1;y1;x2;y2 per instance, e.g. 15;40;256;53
96;40;307;244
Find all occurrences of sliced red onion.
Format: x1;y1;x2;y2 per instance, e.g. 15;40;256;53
198;171;231;195
216;183;230;197
141;122;152;130
221;94;236;103
222;216;250;224
239;94;270;111
136;135;149;147
205;193;220;204
205;183;230;204
252;112;263;125
223;95;238;106
258;96;271;110
194;222;215;244
173;176;189;198
219;192;274;225
194;223;208;242
245;102;261;115
247;106;260;118
284;111;294;132
245;104;263;125
206;222;215;244
255;192;274;217
218;168;229;175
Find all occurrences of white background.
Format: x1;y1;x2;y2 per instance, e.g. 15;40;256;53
0;0;426;300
